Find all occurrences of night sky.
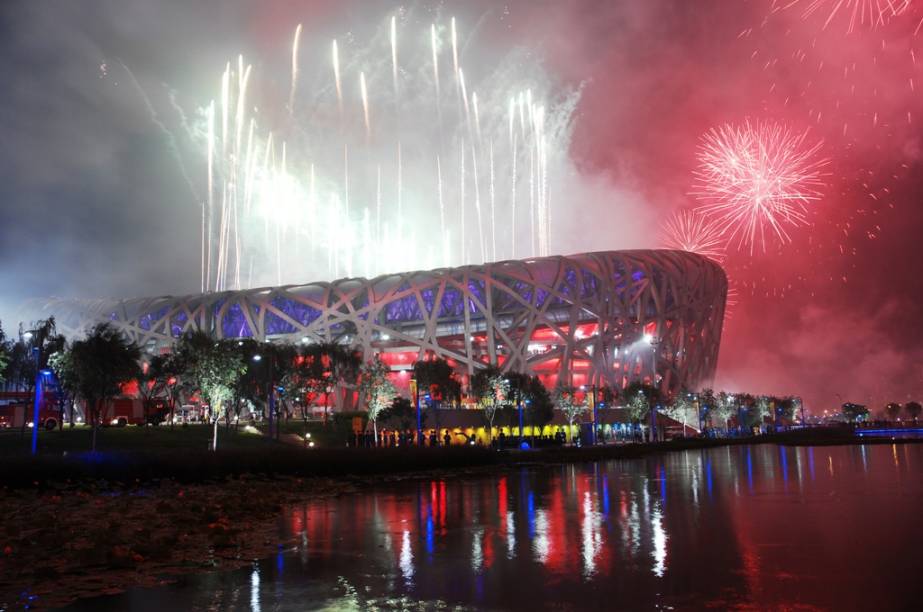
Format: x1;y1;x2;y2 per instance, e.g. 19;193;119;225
1;0;921;412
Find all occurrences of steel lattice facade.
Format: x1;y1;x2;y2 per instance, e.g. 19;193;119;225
40;250;727;395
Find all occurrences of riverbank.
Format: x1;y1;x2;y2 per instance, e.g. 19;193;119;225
3;425;914;489
1;428;919;608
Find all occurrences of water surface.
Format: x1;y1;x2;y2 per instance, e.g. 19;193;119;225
66;444;923;610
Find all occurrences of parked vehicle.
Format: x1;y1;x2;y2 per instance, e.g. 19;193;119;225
97;398;170;426
0;391;61;430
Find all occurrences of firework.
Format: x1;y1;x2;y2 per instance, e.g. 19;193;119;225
660;210;727;263
772;0;914;33
197;16;573;291
692;120;828;253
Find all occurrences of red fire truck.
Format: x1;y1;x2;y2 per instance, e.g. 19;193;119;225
0;391;62;430
98;398;170;426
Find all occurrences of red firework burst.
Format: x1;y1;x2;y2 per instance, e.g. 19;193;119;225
660;210;727;263
771;0;915;33
692;120;828;254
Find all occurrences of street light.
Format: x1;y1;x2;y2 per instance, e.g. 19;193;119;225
410;377;421;446
643;333;660;442
22;329;43;455
252;353;275;439
581;384;599;445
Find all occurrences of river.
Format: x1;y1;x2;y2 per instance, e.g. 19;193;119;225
65;443;923;610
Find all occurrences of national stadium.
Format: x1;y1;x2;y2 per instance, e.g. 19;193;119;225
39;250;727;399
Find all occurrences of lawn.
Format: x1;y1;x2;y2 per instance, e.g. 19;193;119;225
0;423;281;456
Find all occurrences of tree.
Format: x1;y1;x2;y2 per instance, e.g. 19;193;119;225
301;341;362;424
412;356;461;433
553;384;587;443
841;403;869;423
698;388;717;431
471;365;510;442
663;389;697;435
884;402;902;422
777;396;800;424
711;392;736;432
624;382;663;441
743;395;770;431
68;323;141;451
0;321;9;385
358;357;397;443
905;401;922;423
509;372;554;442
381;396;416;432
48;344;77;427
174;330;246;450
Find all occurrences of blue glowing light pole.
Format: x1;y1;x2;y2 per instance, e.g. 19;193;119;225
517;395;524;446
31;361;44;456
411;378;422;446
591;387;598;445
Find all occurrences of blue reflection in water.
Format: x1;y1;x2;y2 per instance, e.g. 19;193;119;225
808;447;816;480
276;550;284;573
602;475;610;516
659;466;667;505
746;448;753;492
704;457;713;499
425;516;434;556
527;492;536;539
780;446;789;486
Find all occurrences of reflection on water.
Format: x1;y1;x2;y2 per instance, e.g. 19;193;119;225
67;444;923;611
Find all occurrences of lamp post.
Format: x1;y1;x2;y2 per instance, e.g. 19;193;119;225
643;333;660;443
517;394;524;446
581;384;598;445
22;330;43;456
253;353;275;439
410;377;421;446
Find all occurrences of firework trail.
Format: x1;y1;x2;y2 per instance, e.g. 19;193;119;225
390;16;399;95
117;61;198;202
660;210;727;263
289;24;302;115
431;24;440;100
360;71;371;140
692;120;828;253
332;39;343;113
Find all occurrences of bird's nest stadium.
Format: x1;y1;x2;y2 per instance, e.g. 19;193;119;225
37;250;727;395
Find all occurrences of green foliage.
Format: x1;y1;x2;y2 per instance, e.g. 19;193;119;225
174;330;246;415
471;365;510;433
68;323;142;449
358;356;397;426
48;346;76;396
0;321;8;384
841;402;869;423
553;384;588;426
709;392;736;429
624;381;662;423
